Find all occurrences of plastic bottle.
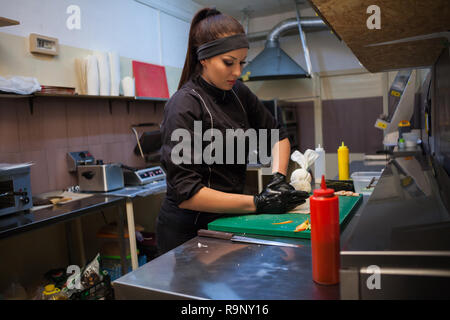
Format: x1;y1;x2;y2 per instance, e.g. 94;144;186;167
314;144;326;184
337;142;349;180
310;175;340;285
42;284;67;300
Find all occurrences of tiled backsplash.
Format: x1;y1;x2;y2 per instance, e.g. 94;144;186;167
0;97;164;194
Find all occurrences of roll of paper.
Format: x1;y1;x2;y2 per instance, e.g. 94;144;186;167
121;76;135;97
94;51;110;96
74;58;86;94
108;52;121;96
86;55;99;95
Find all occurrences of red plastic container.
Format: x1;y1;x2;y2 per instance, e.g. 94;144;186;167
310;175;340;285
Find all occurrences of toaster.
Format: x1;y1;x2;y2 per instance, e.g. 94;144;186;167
77;163;124;192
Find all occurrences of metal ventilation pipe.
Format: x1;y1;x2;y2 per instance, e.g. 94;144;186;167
241;17;327;80
247;17;328;42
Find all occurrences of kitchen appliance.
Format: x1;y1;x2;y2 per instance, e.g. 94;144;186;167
0;163;33;216
340;154;450;299
374;70;416;146
123;166;165;186
131;125;162;164
77;163;124;192
68;151;124;192
240;15;326;81
67;151;95;172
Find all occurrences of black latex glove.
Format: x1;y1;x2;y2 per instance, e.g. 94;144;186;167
254;173;310;214
266;172;295;192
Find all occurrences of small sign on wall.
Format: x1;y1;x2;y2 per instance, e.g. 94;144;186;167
29;33;59;56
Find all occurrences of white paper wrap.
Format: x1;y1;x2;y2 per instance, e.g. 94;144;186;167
86;55;99;95
0;76;41;94
290;150;319;192
94;51;110;96
108;52;121;96
289;148;320;211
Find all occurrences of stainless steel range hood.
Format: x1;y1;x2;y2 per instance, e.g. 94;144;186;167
242;17;327;81
242;40;309;81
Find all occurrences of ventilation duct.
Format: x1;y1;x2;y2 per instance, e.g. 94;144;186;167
242;17;327;81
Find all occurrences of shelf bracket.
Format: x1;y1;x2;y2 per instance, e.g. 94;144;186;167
108;99;113;115
28;97;34;115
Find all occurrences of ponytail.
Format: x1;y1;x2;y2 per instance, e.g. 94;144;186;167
178;8;244;90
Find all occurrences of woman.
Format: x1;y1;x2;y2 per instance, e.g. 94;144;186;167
156;8;308;255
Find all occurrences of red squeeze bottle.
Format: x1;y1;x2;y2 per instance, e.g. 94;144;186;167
310;175;340;285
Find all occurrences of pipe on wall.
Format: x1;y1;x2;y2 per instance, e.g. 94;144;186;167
247;17;328;42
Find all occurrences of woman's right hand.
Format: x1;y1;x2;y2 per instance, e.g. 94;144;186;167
253;187;309;214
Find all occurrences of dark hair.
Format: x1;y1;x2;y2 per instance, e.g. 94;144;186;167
178;8;245;90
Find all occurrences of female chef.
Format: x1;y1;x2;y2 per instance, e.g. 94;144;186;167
156;8;308;254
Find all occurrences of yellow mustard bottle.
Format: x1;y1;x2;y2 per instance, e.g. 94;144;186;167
338;142;349;180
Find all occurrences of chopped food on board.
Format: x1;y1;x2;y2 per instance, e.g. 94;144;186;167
334;190;360;197
272;220;294;225
294;219;310;232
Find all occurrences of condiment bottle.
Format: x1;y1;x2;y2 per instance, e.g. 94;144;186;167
314;144;326;184
42;284;67;300
337;142;349;180
310;175;340;285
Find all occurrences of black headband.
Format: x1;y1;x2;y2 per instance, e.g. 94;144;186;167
197;34;249;60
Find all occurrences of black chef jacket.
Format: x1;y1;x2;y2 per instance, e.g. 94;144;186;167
160;75;289;206
156;75;288;254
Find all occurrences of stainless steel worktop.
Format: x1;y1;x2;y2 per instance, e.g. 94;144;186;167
113;235;340;300
340;154;450;299
112;161;381;300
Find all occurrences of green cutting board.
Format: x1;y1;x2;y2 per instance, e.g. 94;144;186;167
208;195;362;239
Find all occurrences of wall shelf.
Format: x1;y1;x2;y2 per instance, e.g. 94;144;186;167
34;93;168;102
0;92;168;101
0;93;167;115
0;17;20;27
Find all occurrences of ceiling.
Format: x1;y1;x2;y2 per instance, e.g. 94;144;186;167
191;0;311;20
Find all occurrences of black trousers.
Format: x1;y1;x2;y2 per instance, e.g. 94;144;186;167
156;197;225;256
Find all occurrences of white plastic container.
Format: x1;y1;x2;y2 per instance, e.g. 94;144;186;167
314;144;326;184
351;171;382;195
402;132;419;147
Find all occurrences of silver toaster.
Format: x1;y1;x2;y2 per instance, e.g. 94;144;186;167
77;163;124;192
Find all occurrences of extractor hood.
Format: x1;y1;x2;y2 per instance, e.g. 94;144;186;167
241;17;327;81
241;41;309;81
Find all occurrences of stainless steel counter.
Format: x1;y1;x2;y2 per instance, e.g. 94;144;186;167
113;235;340;300
340;154;450;299
113;161;381;300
